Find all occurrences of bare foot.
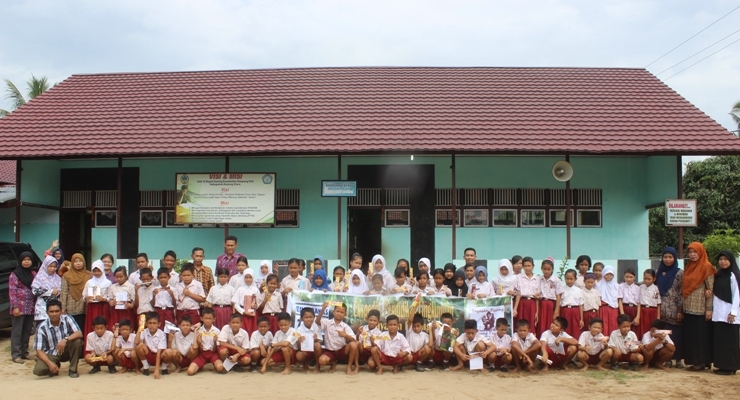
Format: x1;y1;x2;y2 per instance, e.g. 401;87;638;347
562;365;569;371
512;367;521;373
542;366;550;372
314;367;321;374
596;365;608;372
135;369;141;375
260;366;267;374
654;364;668;371
281;368;292;375
450;365;463;371
640;366;649;372
329;361;337;373
347;366;356;376
392;366;399;374
376;367;383;375
480;367;489;373
118;367;128;374
579;365;589;371
525;364;534;372
303;365;309;372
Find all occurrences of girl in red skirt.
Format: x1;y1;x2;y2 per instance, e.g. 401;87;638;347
107;266;136;331
514;257;541;334
256;274;282;334
596;265;620;336
637;270;661;338
617;269;640;334
559;269;584;339
581;274;601;331
233;268;260;334
538;259;563;336
83;260;111;341
205;268;235;330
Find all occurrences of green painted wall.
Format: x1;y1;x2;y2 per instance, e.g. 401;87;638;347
0;206;59;253
646;156;678;205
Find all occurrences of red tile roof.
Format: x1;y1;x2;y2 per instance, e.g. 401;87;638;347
0;67;738;158
0;160;15;184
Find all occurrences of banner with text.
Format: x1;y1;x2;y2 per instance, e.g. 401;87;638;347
287;291;512;335
175;173;275;224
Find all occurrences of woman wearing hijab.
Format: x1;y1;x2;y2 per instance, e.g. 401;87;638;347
442;263;457;288
493;259;518;296
682;242;716;371
83;260;112;340
347;269;369;295
311;269;331;292
656;246;685;368
9;251;36;363
48;247;64;265
31;256;62;325
711;250;740;375
451;269;468;297
61;253;92;330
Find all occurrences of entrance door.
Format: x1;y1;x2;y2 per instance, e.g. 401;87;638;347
348;208;382;272
59;210;92;263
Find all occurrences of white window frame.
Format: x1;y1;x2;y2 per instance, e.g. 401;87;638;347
492;209;517;227
549;209;574;227
94;210;117;228
520;209;546;227
139;210;163;228
435;209;461;227
577;209;602;228
385;209;410;228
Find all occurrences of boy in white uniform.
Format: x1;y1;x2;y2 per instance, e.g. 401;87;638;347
295;308;323;373
540;316;578;371
488;318;513;372
249;317;274;371
113;319;139;374
511;319;540;372
640;319;675;370
84;316;116;374
576;318;611;371
217;313;251;372
262;312;299;375
369;314;413;374
163;315;196;373
608;314;644;371
406;312;432;372
451;319;495;371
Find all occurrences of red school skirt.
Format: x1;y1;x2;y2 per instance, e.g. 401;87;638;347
257;311;279;334
212;305;232;330
85;302;110;341
179;309;201;326
156;308;176;331
638;306;658;338
599;305;619;336
517;298;538;332
623;305;639;334
109;307;135;332
582;308;599;332
241;315;257;335
537;299;556;337
560;306;581;339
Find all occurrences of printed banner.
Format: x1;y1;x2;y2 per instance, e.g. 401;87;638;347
287;291;512;335
175;173;275;224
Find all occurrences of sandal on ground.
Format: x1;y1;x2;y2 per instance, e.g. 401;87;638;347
12;358;25;364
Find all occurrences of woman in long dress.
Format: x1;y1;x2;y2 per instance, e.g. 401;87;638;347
682;242;715;371
711;250;740;375
656;246;685;368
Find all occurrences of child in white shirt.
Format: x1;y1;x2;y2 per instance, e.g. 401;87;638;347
539;316;578;371
295;308;323;373
451;319;495;371
608;314;644;371
576;318;611;371
369;315;413;374
488;318;514;372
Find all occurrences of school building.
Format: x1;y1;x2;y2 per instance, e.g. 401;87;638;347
1;67;739;276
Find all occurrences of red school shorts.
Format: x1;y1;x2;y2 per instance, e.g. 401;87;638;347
145;350;162;366
322;346;349;362
271;349;297;364
120;355;137;370
178;355;192;368
433;348;450;364
192;350;220;369
380;354;406;366
410;351;420;364
585;353;602;365
218;345;250;360
359;347;372;362
545;346;567;367
617;353;634;363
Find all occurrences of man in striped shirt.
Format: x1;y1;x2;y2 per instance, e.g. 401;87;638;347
33;299;83;378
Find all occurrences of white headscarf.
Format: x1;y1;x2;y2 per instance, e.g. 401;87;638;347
89;260;112;289
493;259;517;286
255;260;272;285
418;257;432;277
243;268;259;291
347;269;369;295
596;265;618;308
372;255;390;277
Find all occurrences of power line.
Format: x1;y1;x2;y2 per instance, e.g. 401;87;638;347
663;36;740;80
645;4;740;68
656;27;740;75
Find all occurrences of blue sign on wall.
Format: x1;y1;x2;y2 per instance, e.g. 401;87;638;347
321;180;357;197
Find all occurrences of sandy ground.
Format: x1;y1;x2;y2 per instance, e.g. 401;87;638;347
1;330;737;400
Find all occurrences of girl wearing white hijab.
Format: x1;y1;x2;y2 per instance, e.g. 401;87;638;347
417;257;433;279
347;269;370;295
255;260;273;287
370;254;395;292
232;268;260;334
492;259;518;296
83;260;112;339
596;265;620;336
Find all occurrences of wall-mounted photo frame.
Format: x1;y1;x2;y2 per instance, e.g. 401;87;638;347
140;210;163;227
95;210;117;227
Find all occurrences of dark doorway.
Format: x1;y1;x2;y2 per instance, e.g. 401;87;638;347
347;164;435;268
59;210;93;262
348;208;382;270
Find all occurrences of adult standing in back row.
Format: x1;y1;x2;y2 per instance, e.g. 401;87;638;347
682;242;715;372
217;235;245;278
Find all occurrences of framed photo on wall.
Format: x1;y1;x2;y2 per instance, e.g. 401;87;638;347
140;210;163;227
95;211;117;227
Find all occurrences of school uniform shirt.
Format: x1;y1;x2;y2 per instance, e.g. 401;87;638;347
469;281;494;298
329;280;347;292
257;290;284;314
229;272;246;290
639;284;661;307
175;280;206;311
272;327;300;350
116;334;136;357
560;285;584;307
108;281;136;305
376;332;411;357
515;274;542;298
455;332;491;354
410;285;434;295
128;269;143;286
197;325;220;351
320;318;355;351
390;282;413;295
514;332;538;352
249;330;274;350
582;288;601;312
172;330;194;356
85;330;114;355
153;286;175;309
428;284;451;297
232;285;260;314
575;274;586;289
406;330;430;353
142;329;167;353
540;276;564;301
578;331;606;356
465;277;477;290
608;330;639;354
617;282;640;306
540;330;572;355
168;271;180;286
218;327;250;349
83;280;109;302
297;323;323;346
641;331;674;351
207;283;235;306
359;325;382;349
367;289;386;295
137;284;155;314
280;275;309;292
490;333;512;355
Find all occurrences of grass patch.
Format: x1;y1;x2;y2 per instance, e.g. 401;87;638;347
585;370;646;385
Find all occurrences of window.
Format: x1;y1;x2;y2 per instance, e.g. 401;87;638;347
464;209;488;227
275;210;299;227
492;209;517;226
385;209;410;227
95;211;117;227
578;210;602;227
140;211;163;227
549;210;574;227
521;210;545;227
435;209;460;227
165;210;185;227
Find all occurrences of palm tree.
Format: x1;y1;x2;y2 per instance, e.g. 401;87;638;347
731;100;740;136
0;75;52;117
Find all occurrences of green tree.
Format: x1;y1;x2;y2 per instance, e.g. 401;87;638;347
649;156;740;255
0;75;52;117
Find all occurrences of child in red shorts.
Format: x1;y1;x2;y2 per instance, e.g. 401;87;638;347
187;308;224;375
84;316;116;374
406;311;432;372
163;315;196;373
317;301;359;375
539;316;578;372
576;318;611;371
369;314;413;374
451;319;495;371
511;319;541;372
113;318;139;374
249;317;273;371
428;313;458;370
608;314;644;371
487;318;514;372
295;308;322;373
135;312;168;378
217;313;251;372
261;312;298;375
356;309;382;370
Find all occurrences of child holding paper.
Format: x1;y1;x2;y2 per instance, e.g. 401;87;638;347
357;309;382;368
317;301;359;375
407;313;432;372
295;308;323;373
640;320;675;370
135;312;168;379
468;266;493;299
330;266;347;292
206;268;235;329
511;319;541;372
134;268;155;327
108;267;136;331
187;308;224;375
539;316;578;372
113;318;139;374
83;260;111;340
84;316;116;374
390;268;412;294
608;313;644;371
256;274;283;333
151;268;176;330
576;318;611;371
451;319;495;371
249;316;273;371
162;315;196;374
261;312;298;375
428;312;458;370
369;314;413;374
232;268;260;334
217;313;251;372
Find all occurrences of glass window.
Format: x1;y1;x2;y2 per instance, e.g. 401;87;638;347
463;209;489;227
549;210;574;227
578;210;602;227
492;209;517;226
521;210;545;227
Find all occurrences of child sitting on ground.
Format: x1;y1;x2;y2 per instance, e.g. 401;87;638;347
539;316;578;372
187;308;224;375
162;315;196;374
261;312;298;375
84;316;116;374
451;319;495;371
576;318;611;371
640;319;675;370
488;318;514;372
217;313;251;373
608;313;644;371
135;312;168;378
295;308;323;374
511;319;541;372
248;317;273;371
369;314;413;375
112;319;139;374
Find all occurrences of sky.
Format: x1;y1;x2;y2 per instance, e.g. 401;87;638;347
1;0;739;165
